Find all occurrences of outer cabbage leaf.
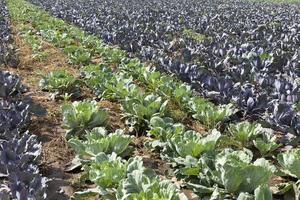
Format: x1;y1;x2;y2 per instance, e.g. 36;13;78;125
61;100;108;138
69;127;133;161
166;129;221;159
277;149;300;179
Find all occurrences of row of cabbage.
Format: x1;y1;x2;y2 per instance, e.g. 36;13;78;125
0;0;19;67
59;101;189;200
0;70;51;199
9;0;300;199
45;53;300;200
26;0;300;136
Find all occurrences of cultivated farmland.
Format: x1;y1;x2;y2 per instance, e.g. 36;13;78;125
0;0;300;199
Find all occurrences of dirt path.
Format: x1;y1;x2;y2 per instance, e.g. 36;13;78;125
9;23;78;199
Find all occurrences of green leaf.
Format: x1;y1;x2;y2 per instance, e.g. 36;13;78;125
215;150;273;194
89;153;127;189
168;130;221;158
149;116;185;141
186;183;215;194
277;149;300;178
254;184;272;200
296;102;300;112
61;101;108;138
107;129;133;155
239;165;271;193
220;164;243;193
191;102;234;128
69;128;132;161
237;192;254;200
293;183;300;200
253;158;276;173
72;188;101;200
122;93;168;131
228;121;262;145
126;157;147;175
39;70;77;94
117;171;187;200
253;131;280;156
174;156;201;176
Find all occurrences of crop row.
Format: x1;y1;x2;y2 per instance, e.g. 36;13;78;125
7;0;300;199
26;0;300;136
0;0;19;67
0;70;51;199
52;64;278;199
45;51;300;199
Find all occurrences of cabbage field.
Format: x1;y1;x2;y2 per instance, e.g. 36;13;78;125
0;0;300;199
0;0;18;67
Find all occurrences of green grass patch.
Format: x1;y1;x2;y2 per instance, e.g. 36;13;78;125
183;29;206;43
